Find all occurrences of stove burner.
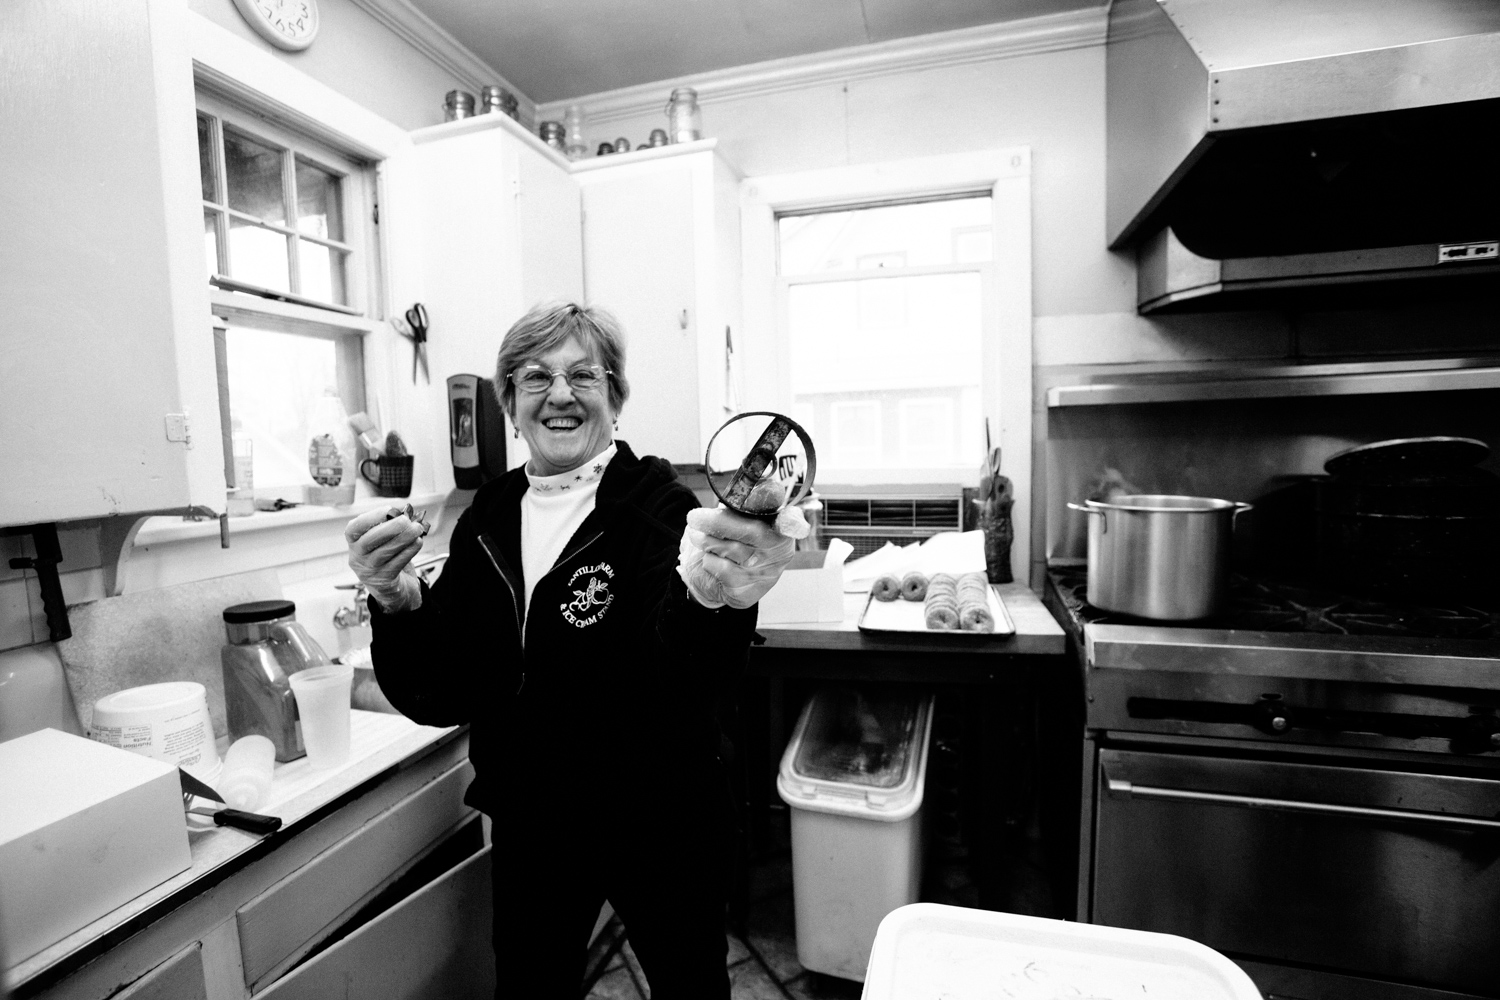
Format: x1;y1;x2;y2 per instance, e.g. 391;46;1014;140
1049;567;1500;640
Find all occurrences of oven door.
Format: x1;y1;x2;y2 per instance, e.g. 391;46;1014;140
1093;747;1500;995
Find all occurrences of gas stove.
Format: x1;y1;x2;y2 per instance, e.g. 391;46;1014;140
1048;564;1500;641
1044;563;1500;753
1054;563;1500;1000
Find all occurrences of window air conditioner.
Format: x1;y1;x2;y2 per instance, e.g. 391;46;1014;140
814;487;966;558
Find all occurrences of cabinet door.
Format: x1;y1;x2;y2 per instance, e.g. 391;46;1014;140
517;143;584;307
258;847;494;1000
389;124;583;482
581;164;700;463
0;0;224;527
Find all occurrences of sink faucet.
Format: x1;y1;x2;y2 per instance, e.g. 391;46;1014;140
332;583;371;630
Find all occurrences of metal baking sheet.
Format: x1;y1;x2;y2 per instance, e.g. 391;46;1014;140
858;586;1015;637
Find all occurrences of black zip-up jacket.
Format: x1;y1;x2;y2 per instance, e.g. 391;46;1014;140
369;441;759;816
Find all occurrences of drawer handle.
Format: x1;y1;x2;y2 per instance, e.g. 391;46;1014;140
1107;778;1500;831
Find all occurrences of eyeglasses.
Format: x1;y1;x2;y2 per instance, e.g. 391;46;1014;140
509;363;612;394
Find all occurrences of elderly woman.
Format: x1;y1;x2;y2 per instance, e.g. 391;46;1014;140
344;301;797;998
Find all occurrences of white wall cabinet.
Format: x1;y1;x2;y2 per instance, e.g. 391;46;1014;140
384;116;584;485
575;141;743;465
0;0;225;528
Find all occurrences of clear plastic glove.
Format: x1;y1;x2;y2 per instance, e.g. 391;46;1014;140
345;508;426;612
677;507;796;610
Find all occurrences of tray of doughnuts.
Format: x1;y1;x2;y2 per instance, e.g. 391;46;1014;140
858;571;1014;637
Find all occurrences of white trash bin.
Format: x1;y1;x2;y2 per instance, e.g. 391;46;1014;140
863;903;1265;999
776;687;934;982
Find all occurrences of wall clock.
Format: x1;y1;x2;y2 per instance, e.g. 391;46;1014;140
231;0;319;52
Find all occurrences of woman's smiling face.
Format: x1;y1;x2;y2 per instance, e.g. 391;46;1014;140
512;335;616;476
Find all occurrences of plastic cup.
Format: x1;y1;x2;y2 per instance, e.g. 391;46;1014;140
288;664;355;770
219;735;276;810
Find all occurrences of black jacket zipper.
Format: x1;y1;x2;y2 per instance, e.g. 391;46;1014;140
476;533;526;694
477;529;606;693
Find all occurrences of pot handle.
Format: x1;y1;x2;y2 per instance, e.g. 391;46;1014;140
1232;501;1254;525
1067;501;1106;534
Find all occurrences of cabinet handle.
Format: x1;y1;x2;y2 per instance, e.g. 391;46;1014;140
1107;778;1500;831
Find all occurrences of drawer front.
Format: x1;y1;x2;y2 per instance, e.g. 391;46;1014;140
237;760;473;986
258;847;494;1000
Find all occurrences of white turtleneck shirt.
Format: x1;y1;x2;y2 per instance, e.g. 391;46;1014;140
520;443;617;628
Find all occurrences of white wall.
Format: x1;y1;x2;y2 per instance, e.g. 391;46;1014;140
565;42;1297;372
188;0;468;131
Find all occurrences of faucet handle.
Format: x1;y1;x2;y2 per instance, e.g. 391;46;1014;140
332;583;372;629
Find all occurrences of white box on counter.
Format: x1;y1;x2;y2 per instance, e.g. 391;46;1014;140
756;540;852;625
0;728;191;970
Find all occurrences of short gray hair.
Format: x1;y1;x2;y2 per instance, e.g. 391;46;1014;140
492;302;630;417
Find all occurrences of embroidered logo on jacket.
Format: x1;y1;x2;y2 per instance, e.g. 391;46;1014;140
562;562;615;628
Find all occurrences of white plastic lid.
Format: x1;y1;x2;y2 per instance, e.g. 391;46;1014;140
93;681;205;724
863;904;1264;999
776;689;933;821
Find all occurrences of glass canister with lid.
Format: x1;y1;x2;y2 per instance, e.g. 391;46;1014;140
221;600;334;761
666;87;702;143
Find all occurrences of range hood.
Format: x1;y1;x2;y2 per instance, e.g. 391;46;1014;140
1108;0;1500;313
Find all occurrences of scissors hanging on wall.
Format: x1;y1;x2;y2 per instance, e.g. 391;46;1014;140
397;302;430;385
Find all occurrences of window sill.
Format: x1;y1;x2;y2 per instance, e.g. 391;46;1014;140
134;492;448;547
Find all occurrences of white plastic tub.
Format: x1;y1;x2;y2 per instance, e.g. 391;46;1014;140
862;903;1264;1000
777;688;934;982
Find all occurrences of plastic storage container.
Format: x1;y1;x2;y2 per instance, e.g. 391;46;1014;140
863;903;1263;1000
776;687;934;982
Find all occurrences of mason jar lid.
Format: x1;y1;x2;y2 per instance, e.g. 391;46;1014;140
223;599;296;624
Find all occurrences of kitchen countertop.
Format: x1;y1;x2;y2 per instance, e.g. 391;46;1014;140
4;711;460;994
756;582;1065;658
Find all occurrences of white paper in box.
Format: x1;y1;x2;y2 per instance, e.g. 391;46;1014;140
756;539;852;625
0;728;192;970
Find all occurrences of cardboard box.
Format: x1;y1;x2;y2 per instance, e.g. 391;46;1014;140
757;541;852;625
0;729;192;970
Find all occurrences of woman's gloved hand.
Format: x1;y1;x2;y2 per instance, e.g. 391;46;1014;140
677;507;796;610
345;508;427;612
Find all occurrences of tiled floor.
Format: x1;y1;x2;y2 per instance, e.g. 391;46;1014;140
579;805;1055;999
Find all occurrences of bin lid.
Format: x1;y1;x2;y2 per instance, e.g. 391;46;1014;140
863;904;1264;1000
777;688;932;819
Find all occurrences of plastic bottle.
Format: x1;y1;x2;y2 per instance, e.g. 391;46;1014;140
307;391;357;505
219;735;276;811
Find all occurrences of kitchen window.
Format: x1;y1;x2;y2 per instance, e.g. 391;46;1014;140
196;91;379;493
777;195;991;479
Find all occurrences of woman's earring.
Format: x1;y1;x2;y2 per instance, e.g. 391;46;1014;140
613;420;619;431
513;425;519;439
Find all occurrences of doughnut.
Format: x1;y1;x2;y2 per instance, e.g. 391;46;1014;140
871;575;901;602
900;571;929;601
925;603;959;629
955;572;992;631
960;605;995;632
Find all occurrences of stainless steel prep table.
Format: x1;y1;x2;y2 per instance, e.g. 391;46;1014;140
739;583;1075;914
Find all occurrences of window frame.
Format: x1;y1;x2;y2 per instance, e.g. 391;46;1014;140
740;149;1033;579
196;89;378;315
778;215;992;476
196;88;382;496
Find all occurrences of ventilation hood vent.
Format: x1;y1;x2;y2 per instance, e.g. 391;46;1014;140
1108;0;1500;313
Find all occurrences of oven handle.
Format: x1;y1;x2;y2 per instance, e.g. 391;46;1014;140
1107;779;1500;831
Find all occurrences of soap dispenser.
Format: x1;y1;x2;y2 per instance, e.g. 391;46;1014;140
221;600;333;761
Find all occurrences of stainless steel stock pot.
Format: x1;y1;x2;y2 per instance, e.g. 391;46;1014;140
1066;494;1250;621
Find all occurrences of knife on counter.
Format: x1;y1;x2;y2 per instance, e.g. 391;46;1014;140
178;768;282;835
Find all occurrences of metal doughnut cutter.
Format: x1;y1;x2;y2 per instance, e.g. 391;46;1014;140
704;411;817;520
